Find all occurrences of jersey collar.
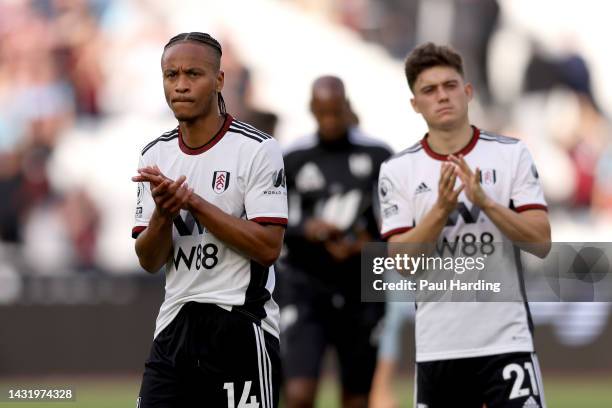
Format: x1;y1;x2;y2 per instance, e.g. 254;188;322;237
178;114;233;155
421;125;480;161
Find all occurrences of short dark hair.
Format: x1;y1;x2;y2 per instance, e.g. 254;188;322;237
404;43;464;91
163;32;226;115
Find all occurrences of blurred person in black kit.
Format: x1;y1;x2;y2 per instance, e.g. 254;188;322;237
280;76;392;408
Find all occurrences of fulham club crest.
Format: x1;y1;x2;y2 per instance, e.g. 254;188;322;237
480;168;497;185
212;171;230;194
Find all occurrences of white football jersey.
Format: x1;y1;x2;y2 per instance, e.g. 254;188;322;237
379;127;547;362
133;115;288;339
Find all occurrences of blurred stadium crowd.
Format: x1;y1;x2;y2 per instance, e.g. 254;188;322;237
0;0;610;290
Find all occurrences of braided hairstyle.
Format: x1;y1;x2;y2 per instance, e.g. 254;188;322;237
164;32;226;115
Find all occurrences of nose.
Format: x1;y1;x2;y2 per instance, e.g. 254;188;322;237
175;74;189;93
437;87;449;102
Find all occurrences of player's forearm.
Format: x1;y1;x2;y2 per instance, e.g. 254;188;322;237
389;206;448;248
187;194;283;267
135;211;174;273
482;202;551;257
387;206;448;276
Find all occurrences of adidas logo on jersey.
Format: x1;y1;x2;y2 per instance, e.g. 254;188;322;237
295;162;325;192
522;396;540;408
415;182;431;195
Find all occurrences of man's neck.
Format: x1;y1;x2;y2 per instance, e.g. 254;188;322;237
318;130;350;150
426;120;473;155
179;113;225;148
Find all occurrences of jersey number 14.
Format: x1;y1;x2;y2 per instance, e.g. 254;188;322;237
223;381;259;408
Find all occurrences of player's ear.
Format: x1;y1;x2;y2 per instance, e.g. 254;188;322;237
344;98;353;116
464;82;473;102
344;98;351;112
216;70;224;92
410;97;420;114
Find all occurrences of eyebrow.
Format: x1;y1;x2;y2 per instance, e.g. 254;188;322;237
418;84;435;92
418;79;459;92
163;66;206;73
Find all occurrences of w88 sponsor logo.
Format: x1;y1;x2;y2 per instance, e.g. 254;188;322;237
173;243;219;270
437;232;495;256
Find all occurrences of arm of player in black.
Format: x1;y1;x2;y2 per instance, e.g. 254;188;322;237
449;154;551;257
282;165;341;244
132;173;192;273
136;166;284;267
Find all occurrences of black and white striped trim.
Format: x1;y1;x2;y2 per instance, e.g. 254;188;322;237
234;119;272;138
530;352;547;407
479;131;519;144
230;120;272;144
283;134;318;155
141;128;179;155
405;141;424;153
253;324;273;408
384;140;422;164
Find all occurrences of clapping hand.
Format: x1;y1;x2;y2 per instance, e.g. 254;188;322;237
132;166;193;218
435;161;464;215
448;154;491;209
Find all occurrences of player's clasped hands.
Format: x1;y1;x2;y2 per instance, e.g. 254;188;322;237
436;160;464;214
448;154;491;209
132;165;193;218
303;218;343;242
